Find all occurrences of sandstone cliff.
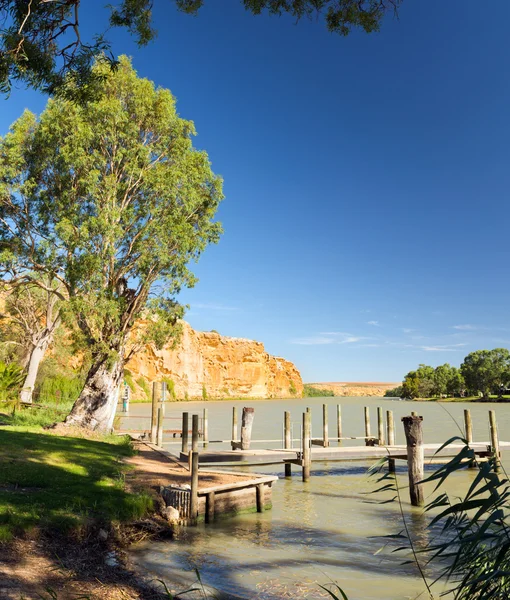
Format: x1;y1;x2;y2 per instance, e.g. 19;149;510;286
126;322;303;400
308;382;399;397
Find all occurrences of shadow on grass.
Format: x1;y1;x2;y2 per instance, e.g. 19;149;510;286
0;427;151;537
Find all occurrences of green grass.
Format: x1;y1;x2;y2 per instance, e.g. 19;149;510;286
0;422;152;539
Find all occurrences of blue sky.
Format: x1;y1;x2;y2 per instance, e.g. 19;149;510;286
2;1;510;382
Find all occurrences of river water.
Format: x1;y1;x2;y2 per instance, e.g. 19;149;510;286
121;397;510;599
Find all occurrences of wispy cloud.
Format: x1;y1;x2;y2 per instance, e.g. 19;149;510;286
452;324;477;331
290;336;336;346
367;320;380;326
292;332;365;345
402;328;414;334
420;343;467;352
193;303;239;311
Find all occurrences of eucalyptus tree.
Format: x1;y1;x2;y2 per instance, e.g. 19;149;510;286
0;56;223;430
0;0;400;95
461;349;510;399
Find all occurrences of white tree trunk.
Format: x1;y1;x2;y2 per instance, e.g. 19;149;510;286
64;353;124;431
20;340;49;404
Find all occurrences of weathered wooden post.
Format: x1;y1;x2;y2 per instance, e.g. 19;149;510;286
232;406;238;447
489;410;501;473
256;483;265;512
284;411;292;477
411;411;418;417
364;406;371;446
302;411;311;482
203;408;209;448
160;380;167;416
377;406;385;445
205;491;215;523
190;451;199;525
240;407;255;450
387;410;395;473
181;412;189;454
464;409;473;443
151;381;159;443
192;414;199;453
402;415;424;507
323;403;329;448
337;404;342;446
156;407;163;447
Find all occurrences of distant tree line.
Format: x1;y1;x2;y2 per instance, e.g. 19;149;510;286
384;348;510;400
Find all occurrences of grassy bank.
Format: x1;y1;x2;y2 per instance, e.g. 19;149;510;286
407;395;510;402
0;408;152;541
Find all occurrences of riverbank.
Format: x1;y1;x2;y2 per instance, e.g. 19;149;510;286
0;412;181;599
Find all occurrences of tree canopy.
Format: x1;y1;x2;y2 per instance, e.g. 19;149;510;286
0;56;223;428
0;0;400;95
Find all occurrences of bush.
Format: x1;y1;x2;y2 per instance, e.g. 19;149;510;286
202;384;207;400
136;377;151;400
384;386;403;398
303;385;334;397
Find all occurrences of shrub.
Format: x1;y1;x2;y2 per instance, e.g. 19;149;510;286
303;385;334;397
136;377;151;400
202;384;207;400
384;386;403;398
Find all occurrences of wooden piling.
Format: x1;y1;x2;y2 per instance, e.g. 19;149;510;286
387;410;395;473
302;411;311;482
323;404;329;448
489;410;501;473
364;406;371;446
377;406;385;445
156;407;163;447
464;409;473;443
205;491;215;523
190;451;199;524
203;408;209;448
232;407;238;445
160;381;167;416
256;483;265;512
151;382;159;443
181;412;189;454
284;411;292;477
240;407;255;450
192;413;199;453
402;415;424;507
411;411;418;417
337;404;342;446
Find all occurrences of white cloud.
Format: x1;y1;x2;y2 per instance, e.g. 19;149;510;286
193;303;239;311
452;324;477;330
290;336;336;346
403;328;414;334
292;332;365;345
367;320;379;326
421;343;467;352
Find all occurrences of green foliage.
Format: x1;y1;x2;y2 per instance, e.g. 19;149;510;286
289;380;297;396
401;370;420;399
384;385;403;398
303;384;334;397
400;363;465;399
202;384;207;400
184;391;189;401
123;370;136;392
0;427;152;537
163;377;176;400
0;361;24;402
0;1;398;95
136;377;151;401
461;349;510;399
37;375;84;405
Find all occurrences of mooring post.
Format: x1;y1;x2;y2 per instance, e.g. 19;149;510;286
181;412;189;454
160;381;167;416
337;404;342;446
231;406;238;447
402;415;424;507
387;410;395;473
151;382;159;443
323;403;329;448
411;411;418;417
284;411;292;477
377;406;385;445
240;407;255;450
302;411;311;482
205;491;215;523
364;406;371;446
256;483;265;512
156;407;163;447
192;413;199;453
489;410;501;474
203;408;209;448
190;451;199;525
464;409;473;443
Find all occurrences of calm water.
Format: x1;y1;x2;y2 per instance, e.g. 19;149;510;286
121;397;510;599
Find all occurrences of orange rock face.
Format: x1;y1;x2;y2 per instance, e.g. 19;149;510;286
126;322;303;400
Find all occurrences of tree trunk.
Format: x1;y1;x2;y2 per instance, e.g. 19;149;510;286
20;340;49;404
64;351;124;432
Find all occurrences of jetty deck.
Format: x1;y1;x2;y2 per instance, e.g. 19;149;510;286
180;441;510;466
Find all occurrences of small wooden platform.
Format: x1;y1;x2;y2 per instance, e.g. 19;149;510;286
180;441;510;466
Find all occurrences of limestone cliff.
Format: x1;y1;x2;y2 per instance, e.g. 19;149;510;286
126;322;303;400
308;382;399;397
